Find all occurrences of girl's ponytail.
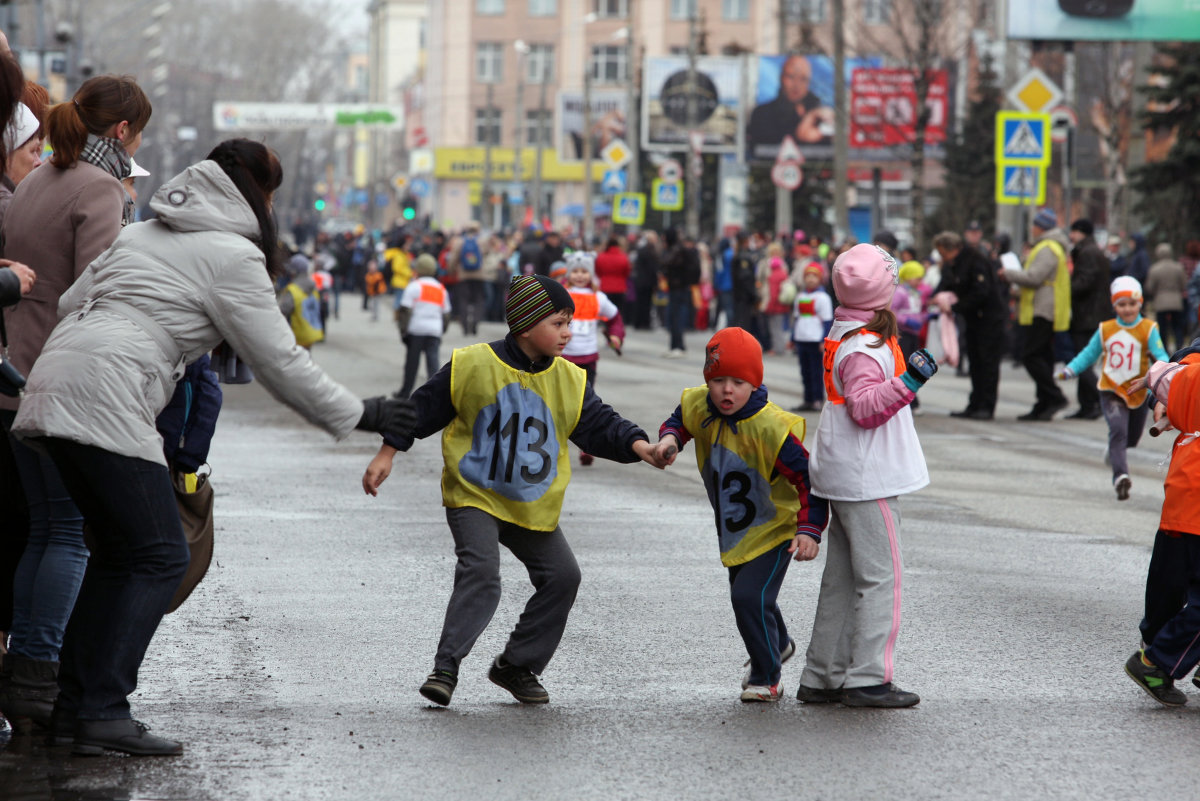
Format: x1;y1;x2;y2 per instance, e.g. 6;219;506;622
842;308;899;348
46;75;151;169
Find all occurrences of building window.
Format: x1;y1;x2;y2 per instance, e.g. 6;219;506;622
524;109;553;147
476;0;505;13
785;0;826;22
475;107;502;144
529;0;556;15
476;42;503;83
863;0;890;23
669;45;689;56
591;45;628;84
670;0;698;19
526;44;555;83
593;0;628;16
722;0;749;20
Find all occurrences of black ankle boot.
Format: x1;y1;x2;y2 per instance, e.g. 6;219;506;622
0;653;59;730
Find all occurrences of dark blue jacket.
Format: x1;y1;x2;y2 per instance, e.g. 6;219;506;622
156;354;223;472
385;334;648;461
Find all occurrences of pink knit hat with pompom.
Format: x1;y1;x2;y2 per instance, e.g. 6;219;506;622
832;243;900;311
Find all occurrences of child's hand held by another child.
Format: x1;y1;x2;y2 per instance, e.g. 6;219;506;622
634;439;669;469
652;435;680;468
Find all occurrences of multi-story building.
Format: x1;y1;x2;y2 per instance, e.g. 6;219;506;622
415;0;992;234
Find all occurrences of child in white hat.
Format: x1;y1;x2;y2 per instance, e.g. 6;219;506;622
1056;276;1170;500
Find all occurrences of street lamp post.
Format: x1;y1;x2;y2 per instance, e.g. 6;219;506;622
514;40;530;228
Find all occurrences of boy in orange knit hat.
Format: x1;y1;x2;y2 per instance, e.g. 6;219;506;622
654;327;828;702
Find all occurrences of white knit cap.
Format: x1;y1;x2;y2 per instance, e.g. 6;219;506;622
1110;275;1142;303
4;103;38;154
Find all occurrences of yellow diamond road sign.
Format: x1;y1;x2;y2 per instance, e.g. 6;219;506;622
1008;68;1063;114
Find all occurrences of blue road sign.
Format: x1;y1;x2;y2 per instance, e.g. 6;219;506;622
996;163;1046;205
602;169;627;195
651;179;683;211
612;192;646;225
409;177;431;198
995;112;1051;167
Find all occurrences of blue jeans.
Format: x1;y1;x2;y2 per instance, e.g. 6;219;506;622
41;438;189;720
667;288;691;351
4;418;88;661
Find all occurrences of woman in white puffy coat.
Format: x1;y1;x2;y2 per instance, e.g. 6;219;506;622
10;139;413;756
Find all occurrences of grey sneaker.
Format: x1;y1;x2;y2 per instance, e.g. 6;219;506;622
1125;650;1187;706
796;685;843;704
742;639;796;690
488;656;549;704
1115;474;1132;501
419;670;458;706
841;683;920;708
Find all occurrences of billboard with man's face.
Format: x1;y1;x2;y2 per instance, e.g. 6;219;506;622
747;54;880;162
1008;0;1200;41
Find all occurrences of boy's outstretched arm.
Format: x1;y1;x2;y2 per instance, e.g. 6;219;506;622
363;443;398;496
569;383;653;464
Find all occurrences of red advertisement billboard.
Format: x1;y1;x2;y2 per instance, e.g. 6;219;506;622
850;68;949;149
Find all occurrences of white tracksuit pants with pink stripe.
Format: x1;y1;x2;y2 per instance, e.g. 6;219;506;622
800;497;904;690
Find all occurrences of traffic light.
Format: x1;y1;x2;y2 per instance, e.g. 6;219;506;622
314;198;326;212
401;194;417;221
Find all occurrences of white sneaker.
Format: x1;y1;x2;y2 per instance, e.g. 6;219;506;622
663;349;686;359
1115;474;1132;501
740;682;783;702
742;639;796;689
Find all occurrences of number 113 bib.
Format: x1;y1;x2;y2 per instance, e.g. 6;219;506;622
442;344;586;531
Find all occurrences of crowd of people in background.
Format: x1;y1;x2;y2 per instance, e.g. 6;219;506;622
277;212;1200;431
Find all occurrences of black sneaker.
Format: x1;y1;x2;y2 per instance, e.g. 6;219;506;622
73;719;183;756
841;683;920;708
1193;666;1200;690
796;685;843;704
1125;650;1187;706
488;656;549;704
419;670;458;706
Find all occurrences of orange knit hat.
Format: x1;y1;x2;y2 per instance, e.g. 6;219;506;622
703;327;763;387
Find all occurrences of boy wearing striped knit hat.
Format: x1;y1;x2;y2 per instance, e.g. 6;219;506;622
363;274;663;707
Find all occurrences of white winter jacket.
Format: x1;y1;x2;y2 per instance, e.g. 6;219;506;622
12;160;363;464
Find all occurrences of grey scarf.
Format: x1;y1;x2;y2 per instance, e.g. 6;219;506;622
79;134;134;225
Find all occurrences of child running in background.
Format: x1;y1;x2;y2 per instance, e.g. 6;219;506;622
654;327;828;702
799;244;938;708
1055;276;1169;501
561;251;626;466
791;263;833;412
1123;349;1200;707
394;254;451;399
891;260;931;412
363;275;662;707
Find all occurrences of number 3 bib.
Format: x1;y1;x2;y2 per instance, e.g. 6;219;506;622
442;344;586;531
680;387;806;567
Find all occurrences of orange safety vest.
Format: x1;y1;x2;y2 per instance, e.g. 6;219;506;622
418;281;447;306
571;292;600;321
1097;317;1156;408
822;331;905;404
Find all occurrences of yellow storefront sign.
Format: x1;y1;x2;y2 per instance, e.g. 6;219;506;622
435;147;607;183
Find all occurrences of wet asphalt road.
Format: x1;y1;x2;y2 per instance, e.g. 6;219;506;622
2;300;1196;801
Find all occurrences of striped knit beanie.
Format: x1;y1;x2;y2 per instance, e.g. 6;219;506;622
506;274;575;335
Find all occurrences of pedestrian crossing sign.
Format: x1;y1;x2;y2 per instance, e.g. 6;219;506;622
995;163;1046;205
612;192;646;225
651;179;684;211
995;111;1051;167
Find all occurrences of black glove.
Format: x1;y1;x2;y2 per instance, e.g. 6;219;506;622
901;348;938;392
356;396;418;440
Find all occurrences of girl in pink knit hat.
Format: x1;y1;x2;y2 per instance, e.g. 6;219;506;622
798;243;938;708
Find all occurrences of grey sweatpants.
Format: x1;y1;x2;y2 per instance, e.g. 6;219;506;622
800;497;904;690
433;506;581;676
